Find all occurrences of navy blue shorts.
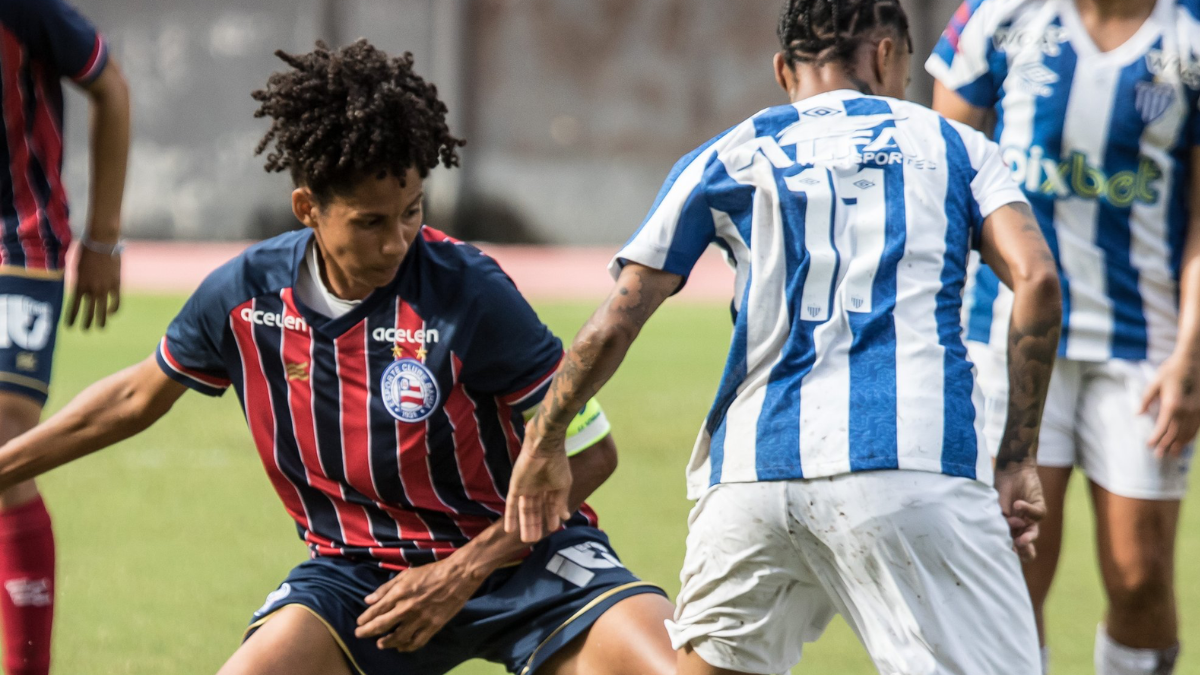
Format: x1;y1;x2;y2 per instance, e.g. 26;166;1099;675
246;527;666;675
0;273;64;405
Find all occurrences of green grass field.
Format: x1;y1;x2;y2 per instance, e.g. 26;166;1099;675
32;294;1199;674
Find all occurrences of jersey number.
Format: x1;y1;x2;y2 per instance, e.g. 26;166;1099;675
783;167;888;323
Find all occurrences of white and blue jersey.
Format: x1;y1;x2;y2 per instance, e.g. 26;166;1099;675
613;90;1027;498
927;0;1200;363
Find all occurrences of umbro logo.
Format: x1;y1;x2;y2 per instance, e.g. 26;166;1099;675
853;179;875;190
803;106;841;118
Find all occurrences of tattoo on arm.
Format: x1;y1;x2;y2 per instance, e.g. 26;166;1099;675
532;266;677;441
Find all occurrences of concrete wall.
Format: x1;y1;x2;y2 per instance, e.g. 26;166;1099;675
63;0;962;244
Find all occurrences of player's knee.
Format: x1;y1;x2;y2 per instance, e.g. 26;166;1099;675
1106;564;1173;619
0;480;41;510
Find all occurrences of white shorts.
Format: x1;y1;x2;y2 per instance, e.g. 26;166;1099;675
968;343;1193;500
667;472;1040;675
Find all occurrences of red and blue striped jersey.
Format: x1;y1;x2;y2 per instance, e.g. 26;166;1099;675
155;227;598;570
0;0;107;271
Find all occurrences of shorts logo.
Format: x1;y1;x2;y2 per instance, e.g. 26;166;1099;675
381;358;440;423
255;582;291;616
0;295;52;351
545;542;625;587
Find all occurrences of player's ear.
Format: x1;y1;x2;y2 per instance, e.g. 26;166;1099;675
291;188;318;230
774;52;794;96
873;37;898;92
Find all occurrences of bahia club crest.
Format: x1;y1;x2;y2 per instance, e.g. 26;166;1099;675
381;358;440;423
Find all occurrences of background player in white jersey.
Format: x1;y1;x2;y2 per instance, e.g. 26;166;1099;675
928;1;1200;672
506;1;1063;673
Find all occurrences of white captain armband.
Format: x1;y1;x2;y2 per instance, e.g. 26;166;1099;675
522;398;612;456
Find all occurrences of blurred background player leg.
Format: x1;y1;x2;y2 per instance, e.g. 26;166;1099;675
0;0;130;672
1092;487;1181;675
0;395;52;675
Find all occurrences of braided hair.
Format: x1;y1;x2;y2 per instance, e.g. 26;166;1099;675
777;0;911;68
252;39;465;202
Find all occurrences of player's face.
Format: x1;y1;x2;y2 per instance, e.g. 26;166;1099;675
294;167;425;299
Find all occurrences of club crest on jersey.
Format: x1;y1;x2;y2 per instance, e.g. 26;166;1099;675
1135;81;1175;125
381;358;440;423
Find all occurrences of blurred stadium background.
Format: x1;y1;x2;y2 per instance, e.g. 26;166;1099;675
37;1;1199;674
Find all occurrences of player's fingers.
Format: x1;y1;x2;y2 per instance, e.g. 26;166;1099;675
1012;499;1046;523
364;576;401;605
66;289;82;327
519;494;545;543
1140;378;1162;415
378;621;422;651
1154;420;1179;459
1016;541;1037;563
95;292;109;329
1147;407;1172;451
356;602;412;638
504;495;520;534
108;286;121;315
82;294;97;331
552;489;571;523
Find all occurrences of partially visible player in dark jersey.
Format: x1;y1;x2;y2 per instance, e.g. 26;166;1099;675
0;40;675;675
0;1;129;674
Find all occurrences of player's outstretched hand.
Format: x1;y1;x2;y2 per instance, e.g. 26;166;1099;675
355;559;482;652
993;460;1046;563
1140;353;1200;458
504;418;573;544
67;246;121;330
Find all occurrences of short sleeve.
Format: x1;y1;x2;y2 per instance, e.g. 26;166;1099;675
155;269;236;397
460;260;563;413
0;0;107;84
609;129;738;288
962;127;1028;219
925;0;1005;110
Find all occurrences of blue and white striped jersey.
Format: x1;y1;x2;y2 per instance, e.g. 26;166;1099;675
927;0;1200;363
612;91;1027;497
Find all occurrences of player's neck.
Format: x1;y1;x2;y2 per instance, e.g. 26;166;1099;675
787;64;878;103
1074;0;1156;21
314;243;374;301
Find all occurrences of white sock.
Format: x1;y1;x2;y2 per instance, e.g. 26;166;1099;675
1094;624;1180;675
1041;645;1050;675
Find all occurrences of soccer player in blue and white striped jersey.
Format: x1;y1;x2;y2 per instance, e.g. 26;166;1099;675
929;1;1200;672
508;1;1063;673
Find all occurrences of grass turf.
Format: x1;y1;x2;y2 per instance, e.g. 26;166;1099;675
31;294;1198;674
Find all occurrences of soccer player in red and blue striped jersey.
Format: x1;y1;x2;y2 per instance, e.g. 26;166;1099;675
0;41;674;675
0;1;129;673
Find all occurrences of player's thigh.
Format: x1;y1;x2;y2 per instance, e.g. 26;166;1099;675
677;645;756;675
540;592;675;675
0;389;47;509
670;481;835;675
794;472;1040;675
1077;359;1192;500
1090;481;1180;600
218;605;352;675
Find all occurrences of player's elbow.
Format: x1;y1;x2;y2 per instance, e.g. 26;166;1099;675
87;60;130;108
1015;264;1063;322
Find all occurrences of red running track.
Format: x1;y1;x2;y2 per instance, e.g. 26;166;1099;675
112;241;735;302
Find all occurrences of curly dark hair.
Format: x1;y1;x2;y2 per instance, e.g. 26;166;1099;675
252;39;465;201
778;0;910;68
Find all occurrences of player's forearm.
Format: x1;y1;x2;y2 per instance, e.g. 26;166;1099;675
0;363;173;491
997;276;1061;471
534;265;678;439
84;64;131;243
449;439;617;581
1166;218;1200;365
